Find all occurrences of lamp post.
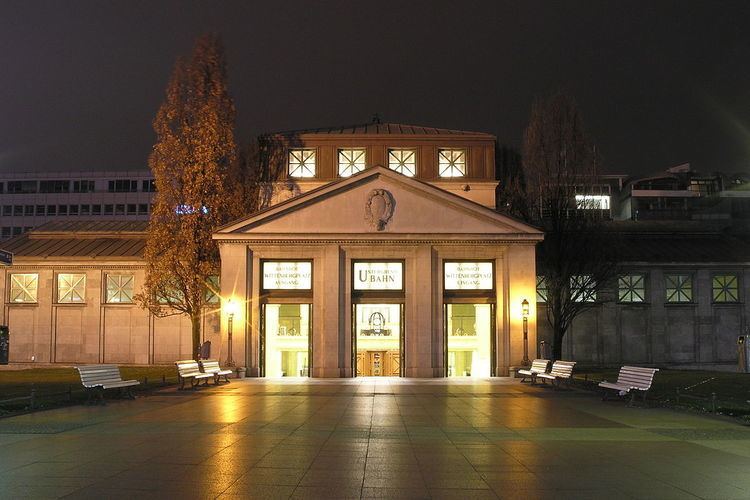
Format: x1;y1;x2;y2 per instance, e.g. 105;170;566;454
224;299;238;367
521;299;530;366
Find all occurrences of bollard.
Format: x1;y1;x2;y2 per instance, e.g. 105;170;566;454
67;385;72;401
676;388;681;404
30;386;36;410
162;374;166;385
711;393;717;413
144;377;148;388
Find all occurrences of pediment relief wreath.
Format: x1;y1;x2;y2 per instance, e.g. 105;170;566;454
365;189;395;231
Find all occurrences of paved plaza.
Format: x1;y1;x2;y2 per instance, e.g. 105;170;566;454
0;378;749;499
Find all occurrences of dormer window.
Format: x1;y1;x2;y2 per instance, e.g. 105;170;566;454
438;149;466;177
338;149;366;177
288;149;316;178
388;149;416;177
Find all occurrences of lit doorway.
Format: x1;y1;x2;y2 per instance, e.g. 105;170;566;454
354;303;403;376
445;304;493;377
261;303;311;377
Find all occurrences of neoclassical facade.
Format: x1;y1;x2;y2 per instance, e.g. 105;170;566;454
215;166;542;377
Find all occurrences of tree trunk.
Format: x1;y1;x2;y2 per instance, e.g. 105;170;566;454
191;314;202;359
552;316;565;361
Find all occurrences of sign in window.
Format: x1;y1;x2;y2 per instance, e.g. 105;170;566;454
353;262;403;291
262;261;312;290
444;262;493;290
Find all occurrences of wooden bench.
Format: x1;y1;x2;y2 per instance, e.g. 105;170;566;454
517;359;550;383
175;360;214;390
599;366;659;407
75;365;140;404
536;360;576;388
200;359;233;384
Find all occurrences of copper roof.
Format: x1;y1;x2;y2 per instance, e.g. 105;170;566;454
0;221;147;260
273;122;493;137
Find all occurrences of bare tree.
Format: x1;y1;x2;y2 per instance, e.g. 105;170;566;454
518;93;619;360
137;34;247;357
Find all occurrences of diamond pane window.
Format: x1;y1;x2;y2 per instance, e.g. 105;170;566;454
388;149;416;177
713;274;739;303
288;149;316;178
438;149;466;177
536;276;548;303
338;149;366;177
665;274;692;303
571;275;596;302
205;275;220;304
106;274;134;303
10;273;38;303
58;273;86;303
618;274;646;303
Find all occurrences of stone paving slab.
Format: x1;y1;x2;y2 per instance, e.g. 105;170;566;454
0;377;748;499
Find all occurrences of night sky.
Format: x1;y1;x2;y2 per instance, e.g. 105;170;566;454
2;0;749;176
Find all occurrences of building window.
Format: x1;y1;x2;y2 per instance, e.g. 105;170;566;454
288;149;316;178
713;274;739;303
536;276;548;303
338;149;366;177
12;227;21;236
46;205;56;216
57;273;86;303
576;195;611;210
571;275;596;302
92;205;101;216
80;204;90;216
618;274;646;303
108;179;138;192
205;275;220;304
69;205;79;216
39;180;70;193
58;205;68;216
665;274;693;303
73;180;95;193
138;204;148;215
127;204;137;215
24;205;33;216
438;149;466;177
7;181;37;194
388;149;416;177
35;205;45;216
142;179;157;192
104;204;114;215
115;204;125;216
106;274;134;303
1;227;10;239
13;206;23;216
2;206;11;216
10;273;38;303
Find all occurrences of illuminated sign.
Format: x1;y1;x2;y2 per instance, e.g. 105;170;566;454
444;262;493;290
353;262;403;290
262;261;312;290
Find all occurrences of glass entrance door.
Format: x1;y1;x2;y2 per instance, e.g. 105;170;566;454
445;304;493;377
262;303;311;377
354;303;402;376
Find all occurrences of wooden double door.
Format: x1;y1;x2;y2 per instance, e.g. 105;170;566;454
356;350;401;376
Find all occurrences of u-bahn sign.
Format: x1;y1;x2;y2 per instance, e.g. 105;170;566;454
0;249;12;266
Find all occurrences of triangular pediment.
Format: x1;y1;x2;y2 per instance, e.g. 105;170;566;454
216;167;542;240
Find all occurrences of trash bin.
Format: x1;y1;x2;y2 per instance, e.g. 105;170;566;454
0;325;8;365
539;340;550;360
236;367;246;379
739;335;750;373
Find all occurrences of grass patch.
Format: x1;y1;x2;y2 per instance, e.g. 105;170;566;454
574;367;750;419
0;366;179;416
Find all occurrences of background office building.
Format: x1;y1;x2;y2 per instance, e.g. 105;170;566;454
0;170;155;239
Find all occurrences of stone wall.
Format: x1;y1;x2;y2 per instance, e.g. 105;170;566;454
537;267;750;368
0;262;220;365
